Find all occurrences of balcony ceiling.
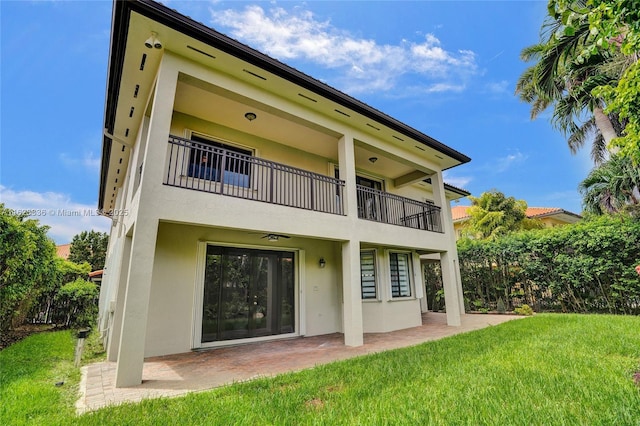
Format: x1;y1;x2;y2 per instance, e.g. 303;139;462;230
173;78;416;180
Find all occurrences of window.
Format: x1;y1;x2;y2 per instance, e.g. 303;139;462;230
360;250;377;299
389;252;412;298
188;134;253;187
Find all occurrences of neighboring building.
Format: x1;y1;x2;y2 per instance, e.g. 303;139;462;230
56;243;71;260
451;205;582;239
88;269;104;286
97;0;471;388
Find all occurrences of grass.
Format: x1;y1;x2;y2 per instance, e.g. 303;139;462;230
2;315;640;425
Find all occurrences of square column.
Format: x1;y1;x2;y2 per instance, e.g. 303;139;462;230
114;220;158;387
430;171;462;326
114;55;179;387
338;134;358;219
106;234;131;362
342;239;363;346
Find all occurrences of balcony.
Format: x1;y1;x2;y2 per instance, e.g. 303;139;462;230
164;136;345;215
163;136;442;232
356;185;442;232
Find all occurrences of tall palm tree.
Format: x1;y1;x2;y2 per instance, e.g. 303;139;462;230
579;155;640;215
516;7;625;164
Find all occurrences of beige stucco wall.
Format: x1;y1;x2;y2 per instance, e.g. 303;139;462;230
138;220;428;357
360;247;423;333
143;221;344;357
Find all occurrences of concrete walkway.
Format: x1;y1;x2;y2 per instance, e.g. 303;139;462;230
77;313;521;413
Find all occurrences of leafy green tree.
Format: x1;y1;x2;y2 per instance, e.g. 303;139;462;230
579;154;640;216
0;204;57;332
461;190;543;240
516;0;624;164
29;258;91;324
547;0;640;163
69;230;109;271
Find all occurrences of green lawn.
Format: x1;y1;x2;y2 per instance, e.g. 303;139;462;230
2;315;640;425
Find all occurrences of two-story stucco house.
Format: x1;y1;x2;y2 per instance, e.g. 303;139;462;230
97;0;471;388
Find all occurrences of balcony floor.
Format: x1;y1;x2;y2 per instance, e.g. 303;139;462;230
77;312;522;413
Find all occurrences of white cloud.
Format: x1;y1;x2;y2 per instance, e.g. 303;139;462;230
484;80;510;95
425;83;466;93
209;4;477;94
494;151;527;173
59;151;101;172
443;171;472;189
0;186;111;244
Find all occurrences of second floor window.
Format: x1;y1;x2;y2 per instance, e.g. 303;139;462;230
189;134;253;187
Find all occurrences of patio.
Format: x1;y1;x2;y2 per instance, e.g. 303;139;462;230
77;312;521;413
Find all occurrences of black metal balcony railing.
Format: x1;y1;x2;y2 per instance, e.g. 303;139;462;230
165;136;345;215
356;185;443;232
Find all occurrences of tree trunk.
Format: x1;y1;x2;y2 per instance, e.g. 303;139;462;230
593;107;618;146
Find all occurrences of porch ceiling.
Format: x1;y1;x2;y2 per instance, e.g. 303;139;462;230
173;78;416;180
173;78;339;160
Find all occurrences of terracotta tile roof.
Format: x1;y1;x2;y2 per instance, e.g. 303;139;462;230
451;205;472;221
56;244;71;260
451;206;581;222
89;269;104;278
525;207;563;218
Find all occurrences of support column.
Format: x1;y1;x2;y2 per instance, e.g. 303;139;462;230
114;54;179;387
430;171;462;326
114;220;158;387
107;234;131;362
342;239;363;346
338;134;358;219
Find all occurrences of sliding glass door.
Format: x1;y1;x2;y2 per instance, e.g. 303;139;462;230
201;245;295;343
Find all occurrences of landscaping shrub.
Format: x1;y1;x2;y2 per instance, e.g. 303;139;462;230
514;304;534;316
452;215;640;314
54;279;98;328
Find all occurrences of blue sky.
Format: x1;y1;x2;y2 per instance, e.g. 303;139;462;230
1;1;594;244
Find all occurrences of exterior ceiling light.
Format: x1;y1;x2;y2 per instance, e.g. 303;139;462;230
262;233;290;241
369;157;378;164
244;112;257;122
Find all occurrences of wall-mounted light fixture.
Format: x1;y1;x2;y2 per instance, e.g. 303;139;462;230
244;112;257;122
144;32;163;49
369;157;378;164
319;257;326;268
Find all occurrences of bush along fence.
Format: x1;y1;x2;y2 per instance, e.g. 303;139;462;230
425;216;640;314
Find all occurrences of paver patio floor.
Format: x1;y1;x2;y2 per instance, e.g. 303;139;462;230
77;312;521;413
